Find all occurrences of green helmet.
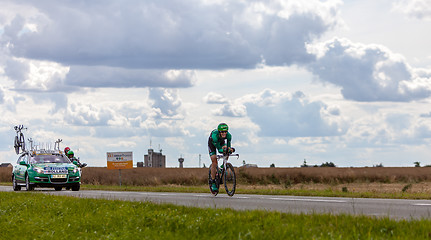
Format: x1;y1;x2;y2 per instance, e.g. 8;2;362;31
67;150;74;156
217;123;228;132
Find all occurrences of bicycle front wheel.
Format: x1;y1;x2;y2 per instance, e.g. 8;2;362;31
224;163;236;196
14;136;20;154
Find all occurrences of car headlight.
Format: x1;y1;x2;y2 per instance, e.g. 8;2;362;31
33;167;44;173
67;166;78;173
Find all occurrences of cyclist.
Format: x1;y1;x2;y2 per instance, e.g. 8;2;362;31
64;147;70;155
208;123;233;192
67;150;87;168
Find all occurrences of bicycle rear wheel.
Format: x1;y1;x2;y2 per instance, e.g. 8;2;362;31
19;133;25;152
224;163;236;196
14;136;20;154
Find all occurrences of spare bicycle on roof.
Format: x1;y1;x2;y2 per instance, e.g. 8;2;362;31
14;125;27;154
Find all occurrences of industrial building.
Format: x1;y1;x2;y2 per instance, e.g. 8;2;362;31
143;148;166;168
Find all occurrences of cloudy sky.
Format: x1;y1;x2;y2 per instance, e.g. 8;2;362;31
1;0;431;168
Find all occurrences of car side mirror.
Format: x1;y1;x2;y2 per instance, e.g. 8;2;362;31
19;160;27;166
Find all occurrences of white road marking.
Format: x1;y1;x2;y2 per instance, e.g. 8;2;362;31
193;194;209;197
412;203;431;206
269;197;347;203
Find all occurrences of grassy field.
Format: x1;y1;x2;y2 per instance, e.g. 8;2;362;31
2;191;431;239
78;166;431;186
3;166;431;185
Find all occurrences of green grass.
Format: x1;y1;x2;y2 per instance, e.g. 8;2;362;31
1;192;431;239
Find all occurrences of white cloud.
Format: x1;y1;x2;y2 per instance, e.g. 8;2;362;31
107;140;137;148
273;138;287;145
216;89;346;137
65;103;115;127
59;88;189;138
306;38;431;102
203;92;228;104
27;92;67;113
327;106;340;116
66;66;196;89
2;1;431;168
11;59;69;92
420;112;431;118
148;88;184;118
212;103;247;117
146;121;190;138
0;88;4;104
2;0;341;69
393;0;431;21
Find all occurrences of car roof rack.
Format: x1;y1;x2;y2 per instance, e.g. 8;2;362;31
31;149;62;155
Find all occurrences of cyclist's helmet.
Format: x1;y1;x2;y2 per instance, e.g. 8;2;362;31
218;123;228;132
64;147;70;154
67;150;74;157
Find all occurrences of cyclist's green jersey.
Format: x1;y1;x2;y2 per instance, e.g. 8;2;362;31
209;129;231;154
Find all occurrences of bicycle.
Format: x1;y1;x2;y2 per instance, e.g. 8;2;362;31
14;125;27;154
208;148;239;196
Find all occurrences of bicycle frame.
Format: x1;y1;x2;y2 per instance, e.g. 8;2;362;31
209;152;239;196
217;153;239;175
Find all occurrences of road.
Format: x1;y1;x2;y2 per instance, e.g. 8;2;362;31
1;185;431;220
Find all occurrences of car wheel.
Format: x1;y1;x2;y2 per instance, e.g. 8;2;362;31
54;187;62;191
12;175;21;191
25;174;34;191
71;185;80;191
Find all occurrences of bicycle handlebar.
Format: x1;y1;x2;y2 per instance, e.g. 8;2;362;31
14;125;26;132
217;153;239;159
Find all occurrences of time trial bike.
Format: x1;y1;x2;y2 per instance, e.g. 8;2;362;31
14;125;26;154
208;149;239;197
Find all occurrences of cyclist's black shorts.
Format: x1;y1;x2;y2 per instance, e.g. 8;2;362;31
208;137;216;156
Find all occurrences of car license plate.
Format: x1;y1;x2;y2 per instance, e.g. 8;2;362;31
51;174;66;178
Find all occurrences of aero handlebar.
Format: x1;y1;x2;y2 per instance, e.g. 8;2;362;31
216;153;240;159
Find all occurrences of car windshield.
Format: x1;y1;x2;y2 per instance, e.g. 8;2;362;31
30;155;71;164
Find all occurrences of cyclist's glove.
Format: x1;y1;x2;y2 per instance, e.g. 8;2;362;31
229;147;235;153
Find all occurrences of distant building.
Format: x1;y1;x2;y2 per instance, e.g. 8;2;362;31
0;163;12;168
243;164;258;168
178;157;184;168
144;148;166;168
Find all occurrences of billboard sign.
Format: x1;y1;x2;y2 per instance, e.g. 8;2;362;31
107;152;133;169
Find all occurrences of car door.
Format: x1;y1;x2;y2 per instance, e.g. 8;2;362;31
14;153;28;182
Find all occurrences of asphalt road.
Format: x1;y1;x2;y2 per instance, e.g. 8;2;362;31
2;185;431;220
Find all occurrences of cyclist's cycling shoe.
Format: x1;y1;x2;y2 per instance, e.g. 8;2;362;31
211;183;218;192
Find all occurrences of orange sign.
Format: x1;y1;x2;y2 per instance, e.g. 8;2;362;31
107;152;133;169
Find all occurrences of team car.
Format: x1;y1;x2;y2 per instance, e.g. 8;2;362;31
12;149;81;191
